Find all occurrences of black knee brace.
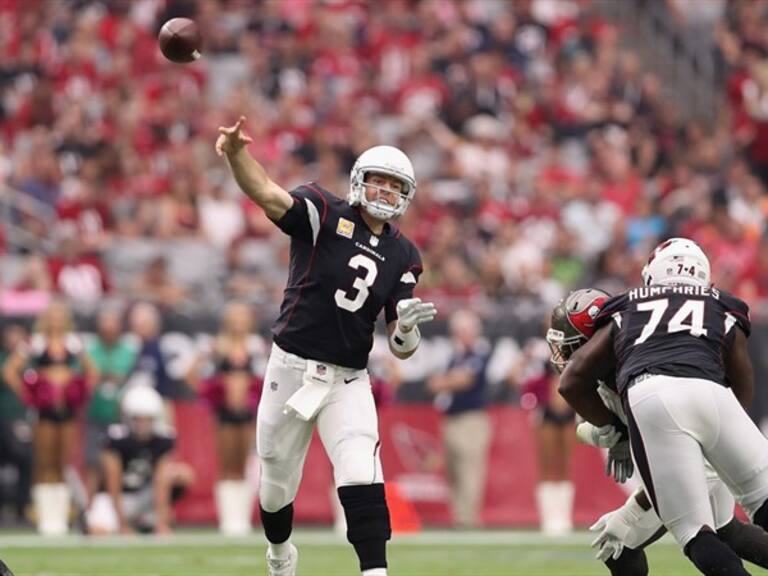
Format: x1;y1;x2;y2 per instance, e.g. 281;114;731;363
718;517;768;568
684;528;750;576
604;546;648;576
260;503;293;544
338;483;391;571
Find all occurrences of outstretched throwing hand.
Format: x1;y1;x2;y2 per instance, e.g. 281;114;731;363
215;116;253;157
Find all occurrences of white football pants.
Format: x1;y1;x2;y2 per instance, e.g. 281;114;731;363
614;465;735;551
627;375;768;547
257;343;383;513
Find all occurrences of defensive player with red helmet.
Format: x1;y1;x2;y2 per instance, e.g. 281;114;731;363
551;280;768;575
558;238;768;576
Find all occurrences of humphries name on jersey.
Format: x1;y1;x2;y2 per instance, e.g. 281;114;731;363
595;285;751;394
271;183;423;369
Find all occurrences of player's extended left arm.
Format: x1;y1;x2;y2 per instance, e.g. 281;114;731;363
215;117;293;221
387;298;437;360
558;325;617;427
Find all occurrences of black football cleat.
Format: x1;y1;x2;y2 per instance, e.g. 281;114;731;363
0;559;15;576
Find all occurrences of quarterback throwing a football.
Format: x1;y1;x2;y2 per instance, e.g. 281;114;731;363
216;117;436;576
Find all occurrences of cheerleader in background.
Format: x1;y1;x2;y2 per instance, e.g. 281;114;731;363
186;301;263;535
2;300;98;535
509;339;576;536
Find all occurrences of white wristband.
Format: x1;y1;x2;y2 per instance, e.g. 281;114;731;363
391;324;420;354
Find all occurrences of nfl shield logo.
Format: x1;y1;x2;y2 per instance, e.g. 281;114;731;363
370;235;379;247
317;364;327;376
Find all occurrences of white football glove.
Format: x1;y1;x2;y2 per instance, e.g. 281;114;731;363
396;298;437;332
576;422;623;448
390;298;437;355
590;495;648;562
591;519;625;562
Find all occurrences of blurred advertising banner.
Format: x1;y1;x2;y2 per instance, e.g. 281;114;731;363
173;402;631;527
7;314;767;525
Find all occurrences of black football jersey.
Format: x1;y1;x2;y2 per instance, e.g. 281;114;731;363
594;285;751;394
271;183;423;369
105;424;175;493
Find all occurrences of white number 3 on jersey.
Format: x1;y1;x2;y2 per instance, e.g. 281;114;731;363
335;254;378;312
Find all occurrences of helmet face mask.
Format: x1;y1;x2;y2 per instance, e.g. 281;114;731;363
546;288;610;373
360;173;410;220
349;146;416;221
546;327;586;373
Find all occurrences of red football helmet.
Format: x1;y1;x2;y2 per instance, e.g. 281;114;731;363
546;288;611;372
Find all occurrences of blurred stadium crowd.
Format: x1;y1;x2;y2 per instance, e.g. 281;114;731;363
0;0;766;320
0;0;768;532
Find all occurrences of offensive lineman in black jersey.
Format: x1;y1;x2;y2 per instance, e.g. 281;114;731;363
559;238;768;576
216;117;436;576
550;288;768;576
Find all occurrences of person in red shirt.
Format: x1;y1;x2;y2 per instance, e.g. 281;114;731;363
55;179;113;252
46;226;110;310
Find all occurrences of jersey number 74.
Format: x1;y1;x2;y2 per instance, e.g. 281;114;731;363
633;299;708;345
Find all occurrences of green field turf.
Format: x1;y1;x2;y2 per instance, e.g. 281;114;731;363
1;530;767;576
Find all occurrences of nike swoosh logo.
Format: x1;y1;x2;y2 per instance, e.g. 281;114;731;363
344;377;358;384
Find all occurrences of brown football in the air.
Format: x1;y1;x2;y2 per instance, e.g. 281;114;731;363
158;18;202;63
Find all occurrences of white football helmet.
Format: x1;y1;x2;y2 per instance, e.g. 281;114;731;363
122;385;164;420
348;145;416;221
641;237;711;288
